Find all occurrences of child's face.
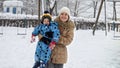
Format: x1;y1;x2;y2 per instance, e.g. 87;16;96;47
43;18;50;25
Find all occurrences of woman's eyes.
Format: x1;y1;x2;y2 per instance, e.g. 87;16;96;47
61;13;68;16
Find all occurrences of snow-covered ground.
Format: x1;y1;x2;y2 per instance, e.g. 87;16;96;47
0;27;120;68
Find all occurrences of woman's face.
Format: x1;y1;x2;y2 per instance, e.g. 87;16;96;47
59;12;69;22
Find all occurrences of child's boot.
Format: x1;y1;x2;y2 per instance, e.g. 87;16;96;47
33;61;40;68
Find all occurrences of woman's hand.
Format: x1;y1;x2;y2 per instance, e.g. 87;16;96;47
38;34;43;40
49;41;56;50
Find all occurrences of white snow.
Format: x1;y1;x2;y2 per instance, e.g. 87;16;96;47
0;13;38;19
0;27;120;68
0;13;109;23
108;0;120;2
3;1;23;7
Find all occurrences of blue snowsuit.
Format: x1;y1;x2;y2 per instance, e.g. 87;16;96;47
32;21;60;64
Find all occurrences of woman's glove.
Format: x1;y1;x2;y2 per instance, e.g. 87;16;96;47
49;41;56;50
40;37;51;45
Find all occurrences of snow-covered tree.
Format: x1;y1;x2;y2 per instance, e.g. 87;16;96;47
93;1;98;18
18;0;38;15
0;0;5;12
1;0;119;19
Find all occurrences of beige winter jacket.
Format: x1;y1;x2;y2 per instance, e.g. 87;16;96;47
50;17;75;64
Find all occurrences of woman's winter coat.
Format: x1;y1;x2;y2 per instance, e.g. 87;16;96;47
50;17;75;64
32;21;60;63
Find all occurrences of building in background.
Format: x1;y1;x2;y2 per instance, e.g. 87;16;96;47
3;0;23;14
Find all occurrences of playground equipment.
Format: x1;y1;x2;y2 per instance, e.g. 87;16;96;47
0;26;3;35
112;21;120;40
93;0;120;36
0;21;4;35
17;19;27;35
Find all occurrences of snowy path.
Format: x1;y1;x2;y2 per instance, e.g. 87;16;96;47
0;27;120;68
66;30;120;68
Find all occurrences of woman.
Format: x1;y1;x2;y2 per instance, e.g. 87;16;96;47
39;7;75;68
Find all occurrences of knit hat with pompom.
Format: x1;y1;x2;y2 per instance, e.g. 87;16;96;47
41;11;52;24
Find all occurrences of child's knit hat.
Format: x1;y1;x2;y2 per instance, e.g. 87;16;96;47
41;11;52;23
